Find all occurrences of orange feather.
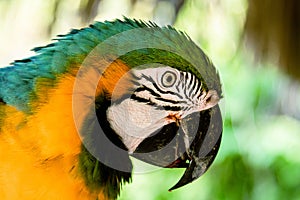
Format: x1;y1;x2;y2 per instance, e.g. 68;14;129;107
0;59;131;199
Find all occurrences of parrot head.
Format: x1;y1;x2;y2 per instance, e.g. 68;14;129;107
71;19;223;197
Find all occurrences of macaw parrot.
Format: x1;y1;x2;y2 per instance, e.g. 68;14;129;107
0;18;223;200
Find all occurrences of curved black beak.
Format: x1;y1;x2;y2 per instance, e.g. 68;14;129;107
168;105;222;190
132;105;223;191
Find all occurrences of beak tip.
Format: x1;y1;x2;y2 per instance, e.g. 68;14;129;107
168;184;187;192
167;159;205;192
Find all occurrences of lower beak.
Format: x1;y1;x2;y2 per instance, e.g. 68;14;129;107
132;105;223;191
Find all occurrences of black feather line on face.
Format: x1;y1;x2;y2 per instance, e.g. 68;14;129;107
130;90;184;111
152;82;178;96
135;85;161;97
130;93;149;103
161;106;182;111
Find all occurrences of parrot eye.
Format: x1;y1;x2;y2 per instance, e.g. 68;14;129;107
161;71;177;88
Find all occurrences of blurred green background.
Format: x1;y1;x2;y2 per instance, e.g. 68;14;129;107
1;0;300;199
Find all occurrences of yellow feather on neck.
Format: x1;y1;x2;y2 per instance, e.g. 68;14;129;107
0;59;131;199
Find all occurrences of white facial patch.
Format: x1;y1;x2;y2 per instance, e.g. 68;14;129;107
107;98;170;153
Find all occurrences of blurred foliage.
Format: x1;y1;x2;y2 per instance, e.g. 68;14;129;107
0;0;300;200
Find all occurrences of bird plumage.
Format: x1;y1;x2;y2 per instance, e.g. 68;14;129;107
0;17;222;200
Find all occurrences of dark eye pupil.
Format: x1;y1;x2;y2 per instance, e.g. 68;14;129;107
166;75;173;83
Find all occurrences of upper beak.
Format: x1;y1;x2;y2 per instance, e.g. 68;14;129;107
132;105;223;191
